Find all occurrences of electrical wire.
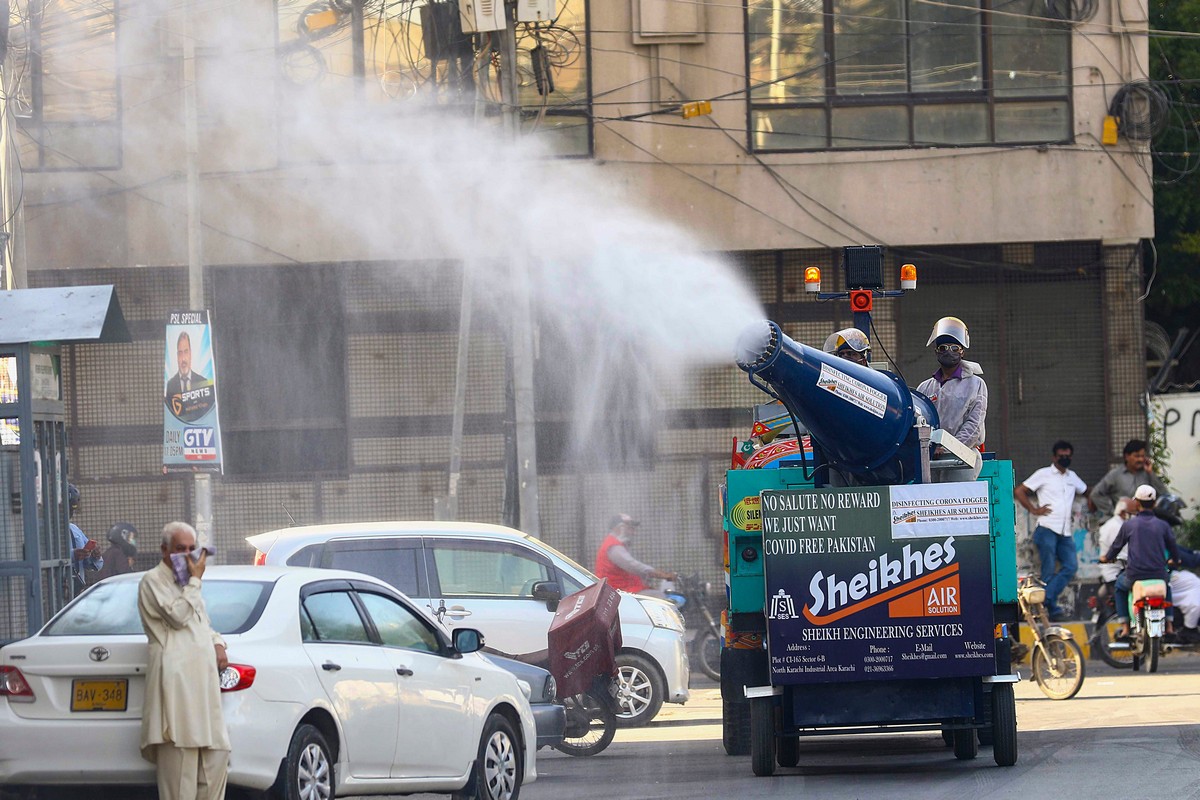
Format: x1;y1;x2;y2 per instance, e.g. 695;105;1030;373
1109;81;1170;141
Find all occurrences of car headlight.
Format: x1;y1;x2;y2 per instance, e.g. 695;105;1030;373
544;675;557;703
517;679;532;700
640;598;685;632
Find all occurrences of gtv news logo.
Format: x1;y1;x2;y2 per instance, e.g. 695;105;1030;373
182;427;217;461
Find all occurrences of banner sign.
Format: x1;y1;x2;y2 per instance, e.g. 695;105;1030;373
163;311;223;474
761;482;995;684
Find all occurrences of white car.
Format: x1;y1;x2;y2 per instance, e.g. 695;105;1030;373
247;522;690;726
0;566;537;800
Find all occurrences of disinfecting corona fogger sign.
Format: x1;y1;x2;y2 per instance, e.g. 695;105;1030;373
761;483;994;684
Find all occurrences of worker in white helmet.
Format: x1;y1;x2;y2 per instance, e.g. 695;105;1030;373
822;328;871;367
915;317;987;477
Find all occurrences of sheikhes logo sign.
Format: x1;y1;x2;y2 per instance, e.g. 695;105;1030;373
804;536;961;624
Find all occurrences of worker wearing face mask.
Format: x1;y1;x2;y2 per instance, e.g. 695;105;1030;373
1014;440;1089;622
914;317;987;478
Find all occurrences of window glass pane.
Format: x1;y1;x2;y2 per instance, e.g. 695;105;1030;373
747;2;825;103
14;0;120;170
303;591;372;642
831;105;908;147
910;0;982;93
994;101;1069;142
44;581;272;636
515;0;590;156
327;542;423;596
833;0;906;95
431;543;551;597
521;114;590;156
913;103;989;144
517;0;588;108
358;592;440;652
277;0;590;158
991;0;1069;97
752;108;826;150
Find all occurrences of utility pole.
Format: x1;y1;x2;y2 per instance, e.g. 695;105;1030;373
181;0;214;548
500;2;540;537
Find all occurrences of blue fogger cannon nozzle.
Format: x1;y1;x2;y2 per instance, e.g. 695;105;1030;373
735;320;938;485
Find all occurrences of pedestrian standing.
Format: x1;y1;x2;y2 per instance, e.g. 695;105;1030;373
138;521;230;800
1088;439;1168;517
1014;440;1087;621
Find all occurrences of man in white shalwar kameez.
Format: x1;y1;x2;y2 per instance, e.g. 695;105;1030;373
138;521;230;800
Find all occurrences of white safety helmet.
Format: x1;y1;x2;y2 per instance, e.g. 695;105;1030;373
926;316;970;349
822;328;871;355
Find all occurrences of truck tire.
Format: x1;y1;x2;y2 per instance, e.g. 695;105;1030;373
749;697;776;777
776;735;800;768
991;684;1018;767
722;695;752;756
952;728;978;760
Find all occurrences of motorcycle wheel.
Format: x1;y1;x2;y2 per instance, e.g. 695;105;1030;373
553;691;616;757
1031;635;1085;700
1147;635;1161;673
1094;621;1135;670
696;629;722;682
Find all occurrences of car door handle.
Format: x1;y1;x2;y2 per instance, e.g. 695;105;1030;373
445;606;472;619
396;667;414;677
322;662;341;672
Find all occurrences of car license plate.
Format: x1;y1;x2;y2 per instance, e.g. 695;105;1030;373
71;679;128;712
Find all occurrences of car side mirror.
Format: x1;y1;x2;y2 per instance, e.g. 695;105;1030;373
531;581;562;612
452;627;485;655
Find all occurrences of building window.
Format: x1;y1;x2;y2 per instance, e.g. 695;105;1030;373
746;0;1070;151
274;0;590;157
212;265;349;477
12;0;121;170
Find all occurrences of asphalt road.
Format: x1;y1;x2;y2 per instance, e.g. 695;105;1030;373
11;658;1200;800
508;656;1200;800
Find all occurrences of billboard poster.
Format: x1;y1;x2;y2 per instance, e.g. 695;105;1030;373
163;311;223;474
761;482;995;684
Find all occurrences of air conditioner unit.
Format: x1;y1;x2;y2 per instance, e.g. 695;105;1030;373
516;0;556;23
458;0;505;32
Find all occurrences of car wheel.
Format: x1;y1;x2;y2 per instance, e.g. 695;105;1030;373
276;723;334;800
452;713;523;800
613;652;665;728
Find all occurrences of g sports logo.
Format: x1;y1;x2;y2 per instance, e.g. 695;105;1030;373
804;536;961;625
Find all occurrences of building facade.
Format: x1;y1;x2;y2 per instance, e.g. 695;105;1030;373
7;0;1152;591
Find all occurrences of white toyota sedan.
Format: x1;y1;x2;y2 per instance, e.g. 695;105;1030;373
0;566;537;800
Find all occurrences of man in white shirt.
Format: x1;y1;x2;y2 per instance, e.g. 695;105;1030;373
1096;497;1138;584
1013;440;1087;621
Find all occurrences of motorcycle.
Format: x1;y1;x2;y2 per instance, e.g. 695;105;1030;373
1014;575;1085;700
664;573;722;681
1087;580;1135;669
1120;578;1171;673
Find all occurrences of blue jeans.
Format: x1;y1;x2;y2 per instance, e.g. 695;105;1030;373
1112;571;1172;624
1033;526;1077;615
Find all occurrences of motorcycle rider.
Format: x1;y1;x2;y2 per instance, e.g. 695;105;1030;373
1099;485;1182;639
822;328;871;367
93;521;140;583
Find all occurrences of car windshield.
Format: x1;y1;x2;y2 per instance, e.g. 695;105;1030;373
526;536;599;585
42;580;273;636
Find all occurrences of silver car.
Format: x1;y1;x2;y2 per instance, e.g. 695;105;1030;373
248;521;690;727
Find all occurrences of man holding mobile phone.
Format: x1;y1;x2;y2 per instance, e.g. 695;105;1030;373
137;521;229;800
